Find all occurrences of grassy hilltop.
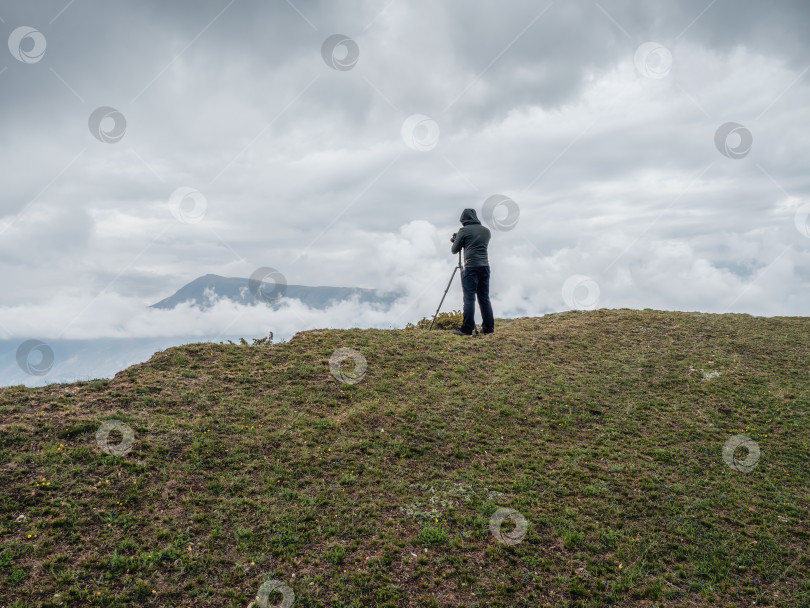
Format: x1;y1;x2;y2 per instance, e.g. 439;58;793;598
1;309;809;608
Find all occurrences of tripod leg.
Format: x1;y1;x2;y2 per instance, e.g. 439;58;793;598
429;266;458;330
429;251;464;330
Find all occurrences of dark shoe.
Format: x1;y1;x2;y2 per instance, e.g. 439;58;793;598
482;330;494;334
451;330;472;336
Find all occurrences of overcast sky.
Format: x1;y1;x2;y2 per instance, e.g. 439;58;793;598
1;0;809;344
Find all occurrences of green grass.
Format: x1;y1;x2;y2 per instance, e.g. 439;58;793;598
0;309;808;607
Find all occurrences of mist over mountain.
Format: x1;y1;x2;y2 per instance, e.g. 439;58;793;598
150;274;403;311
1;275;405;387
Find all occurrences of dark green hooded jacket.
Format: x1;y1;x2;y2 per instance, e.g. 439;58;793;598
451;208;491;267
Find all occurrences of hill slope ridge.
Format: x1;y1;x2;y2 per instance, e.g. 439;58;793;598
1;309;808;607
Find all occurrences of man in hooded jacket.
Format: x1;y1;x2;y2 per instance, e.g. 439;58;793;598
450;208;495;335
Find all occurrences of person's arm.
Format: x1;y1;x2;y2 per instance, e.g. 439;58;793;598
450;229;464;254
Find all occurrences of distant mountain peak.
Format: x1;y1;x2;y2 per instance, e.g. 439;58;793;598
151;274;401;311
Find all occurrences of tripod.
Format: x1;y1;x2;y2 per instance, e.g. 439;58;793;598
429;250;464;331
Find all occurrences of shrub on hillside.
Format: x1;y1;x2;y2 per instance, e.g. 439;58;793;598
405;310;463;330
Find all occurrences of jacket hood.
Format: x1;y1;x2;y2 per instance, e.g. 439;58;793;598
459;208;481;226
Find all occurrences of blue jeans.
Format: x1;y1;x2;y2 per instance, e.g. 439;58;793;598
461;265;494;334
